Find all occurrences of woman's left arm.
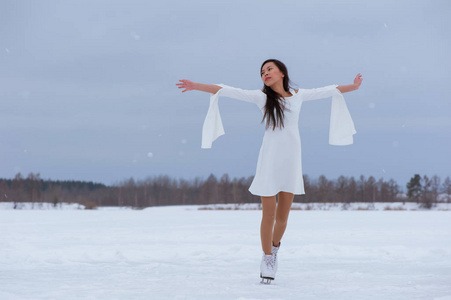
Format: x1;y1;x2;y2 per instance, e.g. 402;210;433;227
337;73;363;93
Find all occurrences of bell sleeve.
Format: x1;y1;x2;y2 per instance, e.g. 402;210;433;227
201;84;265;149
301;85;357;146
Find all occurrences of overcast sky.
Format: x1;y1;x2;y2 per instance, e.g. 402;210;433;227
1;0;450;189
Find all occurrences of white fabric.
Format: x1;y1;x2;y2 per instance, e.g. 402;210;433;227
329;90;357;145
201;84;226;149
201;84;356;196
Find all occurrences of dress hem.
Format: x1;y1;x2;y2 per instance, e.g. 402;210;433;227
248;188;305;197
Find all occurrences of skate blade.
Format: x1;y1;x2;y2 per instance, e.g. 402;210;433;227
260;273;274;284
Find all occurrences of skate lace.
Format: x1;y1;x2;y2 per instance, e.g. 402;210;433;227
272;244;279;261
264;255;275;269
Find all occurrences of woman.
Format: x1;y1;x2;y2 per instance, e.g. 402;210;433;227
177;59;363;284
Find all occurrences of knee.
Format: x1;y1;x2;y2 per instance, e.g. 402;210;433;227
276;215;288;226
262;213;275;225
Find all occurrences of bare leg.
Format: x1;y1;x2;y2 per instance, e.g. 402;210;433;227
260;195;276;255
272;191;294;247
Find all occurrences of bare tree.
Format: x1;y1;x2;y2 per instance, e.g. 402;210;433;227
421;175;433;209
0;180;9;203
335;176;348;203
219;174;232;204
11;173;25;209
358;175;366;202
317;175;332;202
348;177;358;203
441;177;451;203
430;175;441;205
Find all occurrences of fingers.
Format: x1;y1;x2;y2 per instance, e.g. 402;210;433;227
354;73;363;87
176;80;189;93
178;79;191;84
176;80;187;90
176;79;194;93
176;79;191;88
355;73;363;84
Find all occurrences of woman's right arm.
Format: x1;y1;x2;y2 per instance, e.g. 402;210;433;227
177;79;266;107
177;79;221;94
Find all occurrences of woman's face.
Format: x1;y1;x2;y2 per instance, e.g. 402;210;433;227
261;62;284;87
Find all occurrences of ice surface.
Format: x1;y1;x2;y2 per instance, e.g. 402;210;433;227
1;205;450;299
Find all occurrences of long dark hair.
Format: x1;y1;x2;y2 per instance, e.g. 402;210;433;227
260;59;294;130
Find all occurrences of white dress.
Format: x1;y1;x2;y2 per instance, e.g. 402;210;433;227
201;84;356;197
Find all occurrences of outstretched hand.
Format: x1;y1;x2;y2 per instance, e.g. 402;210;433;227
176;79;195;93
354;73;363;88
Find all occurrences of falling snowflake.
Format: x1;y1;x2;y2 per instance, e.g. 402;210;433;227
130;31;141;40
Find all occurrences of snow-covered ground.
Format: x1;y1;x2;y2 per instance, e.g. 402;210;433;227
197;202;451;211
0;202;86;210
1;205;451;300
2;201;451;211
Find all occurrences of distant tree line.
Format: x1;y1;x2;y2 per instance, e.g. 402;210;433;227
0;173;107;209
0;173;449;209
406;174;451;209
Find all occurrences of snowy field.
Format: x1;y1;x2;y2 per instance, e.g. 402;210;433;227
1;205;451;300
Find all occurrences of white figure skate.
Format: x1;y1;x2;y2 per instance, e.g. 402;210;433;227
260;254;275;284
272;242;280;274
